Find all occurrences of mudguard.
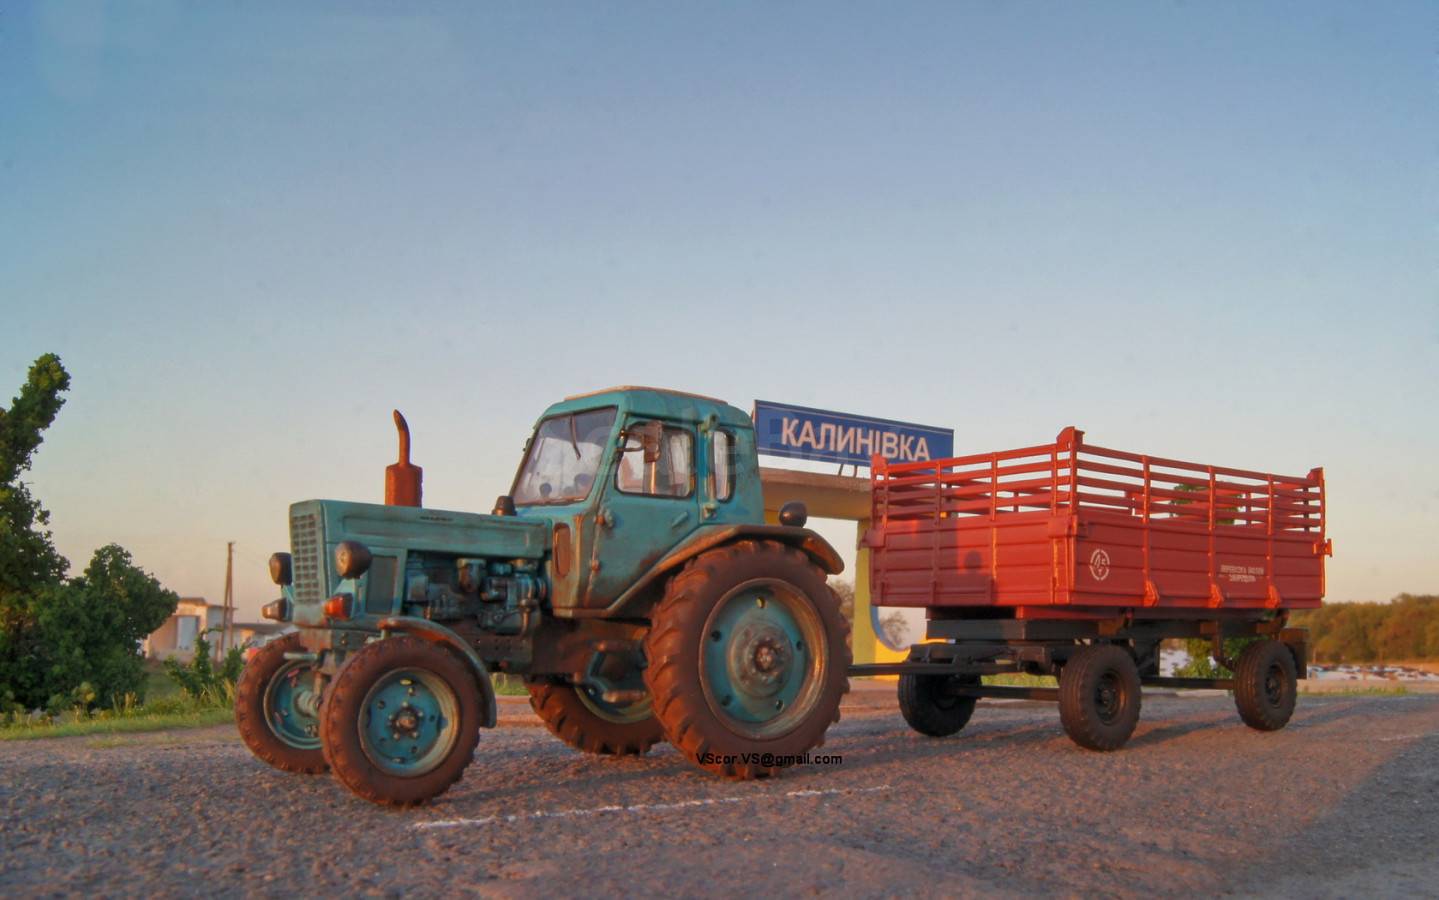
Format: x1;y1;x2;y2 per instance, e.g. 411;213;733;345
375;616;499;727
599;524;844;618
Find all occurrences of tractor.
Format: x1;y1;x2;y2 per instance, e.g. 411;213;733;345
235;387;851;805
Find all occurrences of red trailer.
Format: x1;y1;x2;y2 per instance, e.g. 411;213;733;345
853;427;1329;750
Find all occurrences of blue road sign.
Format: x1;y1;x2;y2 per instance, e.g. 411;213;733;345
751;400;954;467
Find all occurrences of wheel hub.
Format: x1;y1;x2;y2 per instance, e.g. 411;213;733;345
1095;674;1121;724
265;661;323;749
389;705;421;737
729;622;793;697
699;578;827;739
360;670;459;775
1265;665;1283;704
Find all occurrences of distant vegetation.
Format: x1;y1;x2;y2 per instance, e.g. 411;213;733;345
1293;594;1439;664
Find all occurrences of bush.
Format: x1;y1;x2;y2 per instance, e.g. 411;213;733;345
163;629;244;703
1175;637;1259;678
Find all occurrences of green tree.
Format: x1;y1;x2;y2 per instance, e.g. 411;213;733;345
0;354;73;708
0;355;179;710
0;353;71;600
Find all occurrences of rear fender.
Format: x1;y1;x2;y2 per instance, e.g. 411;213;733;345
375;616;498;727
604;524;844;619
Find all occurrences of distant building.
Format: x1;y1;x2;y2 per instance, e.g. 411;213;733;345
143;598;288;661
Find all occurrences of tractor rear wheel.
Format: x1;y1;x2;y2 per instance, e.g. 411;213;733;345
321;636;481;806
643;540;850;779
235;632;328;774
1234;639;1298;731
898;673;979;737
1058;644;1142;751
526;680;664;756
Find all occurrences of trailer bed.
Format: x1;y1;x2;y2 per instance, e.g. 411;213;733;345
865;427;1328;618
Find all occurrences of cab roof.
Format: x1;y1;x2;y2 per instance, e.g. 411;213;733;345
543;386;753;428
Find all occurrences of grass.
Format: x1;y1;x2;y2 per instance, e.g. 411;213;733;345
983;673;1058;688
1299;685;1410;697
0;706;235;741
492;673;530;697
0;693;235;742
1;659;236;743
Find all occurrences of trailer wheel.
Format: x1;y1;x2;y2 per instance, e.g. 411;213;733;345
321;636;481;806
1234;639;1297;731
234;632;328;774
898;673;979;737
1059;644;1142;751
643;540;850;779
526;680;664;756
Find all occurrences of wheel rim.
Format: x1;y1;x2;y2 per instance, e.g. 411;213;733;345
700;577;827;739
357;668;460;776
1094;671;1123;725
1264;663;1285;706
263;659;323;750
576;649;652;725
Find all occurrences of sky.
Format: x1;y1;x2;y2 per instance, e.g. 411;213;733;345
2;1;1435;620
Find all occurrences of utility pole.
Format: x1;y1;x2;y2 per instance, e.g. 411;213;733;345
221;541;235;660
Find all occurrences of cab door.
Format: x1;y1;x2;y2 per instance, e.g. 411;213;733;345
578;418;699;609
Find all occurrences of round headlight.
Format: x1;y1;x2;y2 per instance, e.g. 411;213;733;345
334;541;373;579
268;552;293;586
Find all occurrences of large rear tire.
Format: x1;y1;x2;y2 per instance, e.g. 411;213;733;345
321;636;481;806
1234;639;1298;731
898;673;979;737
527;680;664;756
1059;644;1141;751
643;540;850;779
234;632;328;774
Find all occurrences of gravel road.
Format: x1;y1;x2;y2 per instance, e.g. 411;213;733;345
2;687;1436;898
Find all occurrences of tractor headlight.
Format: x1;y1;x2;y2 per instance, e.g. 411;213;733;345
261;597;292;622
334;540;373;579
269;552;293;586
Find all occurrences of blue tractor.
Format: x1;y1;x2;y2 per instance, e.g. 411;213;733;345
236;387;851;805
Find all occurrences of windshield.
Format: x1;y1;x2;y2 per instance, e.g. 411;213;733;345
511;407;618;506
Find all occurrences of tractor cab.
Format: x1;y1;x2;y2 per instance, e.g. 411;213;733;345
507;386;764;613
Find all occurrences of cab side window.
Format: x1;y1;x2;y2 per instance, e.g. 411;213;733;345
617;425;694;497
709;430;735;501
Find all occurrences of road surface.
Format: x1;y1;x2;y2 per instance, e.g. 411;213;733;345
2;687;1435;897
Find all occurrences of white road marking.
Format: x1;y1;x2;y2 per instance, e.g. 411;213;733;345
1375;732;1439;742
412;784;893;831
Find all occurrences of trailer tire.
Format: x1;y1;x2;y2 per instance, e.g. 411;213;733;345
234;632;328;774
526;680;664;756
1059;644;1142;751
322;636;481;807
898;674;979;737
643;540;850;779
1234;639;1297;731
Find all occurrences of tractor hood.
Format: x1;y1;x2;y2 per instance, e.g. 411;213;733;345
287;499;548;624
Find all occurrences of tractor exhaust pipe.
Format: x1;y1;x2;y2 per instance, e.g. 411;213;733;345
385;409;423;507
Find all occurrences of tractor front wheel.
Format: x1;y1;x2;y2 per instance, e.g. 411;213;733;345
321;636;481;806
235;632;328;774
643;540;850;779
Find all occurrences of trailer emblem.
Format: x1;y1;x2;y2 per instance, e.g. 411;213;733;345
1089;549;1111;581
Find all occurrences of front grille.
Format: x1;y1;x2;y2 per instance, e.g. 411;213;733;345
290;511;324;606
